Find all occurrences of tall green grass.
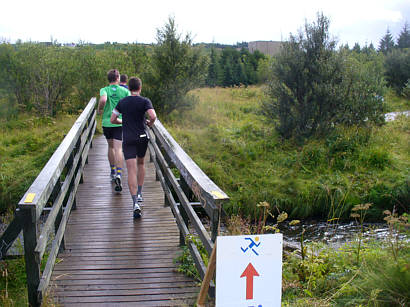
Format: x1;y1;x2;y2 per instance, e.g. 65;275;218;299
0;113;77;214
165;86;409;220
384;88;410;112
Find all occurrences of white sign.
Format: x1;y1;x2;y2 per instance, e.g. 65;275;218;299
216;234;283;307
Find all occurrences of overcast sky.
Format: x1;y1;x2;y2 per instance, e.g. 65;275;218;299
1;0;409;48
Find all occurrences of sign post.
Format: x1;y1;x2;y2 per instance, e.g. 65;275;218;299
216;234;283;307
196;241;217;307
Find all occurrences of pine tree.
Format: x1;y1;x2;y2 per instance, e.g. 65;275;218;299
362;42;376;55
352;42;361;53
206;47;220;87
378;29;395;54
397;22;410;49
147;17;207;114
385;49;410;95
262;13;385;140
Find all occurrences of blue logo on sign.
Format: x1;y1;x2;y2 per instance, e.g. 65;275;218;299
241;237;261;256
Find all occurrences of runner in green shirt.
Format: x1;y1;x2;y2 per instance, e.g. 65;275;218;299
98;69;130;192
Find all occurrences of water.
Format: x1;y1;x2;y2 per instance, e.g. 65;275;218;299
384;111;410;122
278;220;407;249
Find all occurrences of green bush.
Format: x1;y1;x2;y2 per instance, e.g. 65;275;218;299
262;13;385;141
360;148;390;169
300;142;326;168
282;232;410;307
355;254;410;306
384;48;410;95
403;80;410;99
145;17;207;116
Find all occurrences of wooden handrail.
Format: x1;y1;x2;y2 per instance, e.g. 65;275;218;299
18;98;97;217
148;119;229;297
9;97;97;307
152;120;229;211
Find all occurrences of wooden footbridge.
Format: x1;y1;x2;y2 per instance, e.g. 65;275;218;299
0;98;229;306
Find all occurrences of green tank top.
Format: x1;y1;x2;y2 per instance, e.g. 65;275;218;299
99;85;130;127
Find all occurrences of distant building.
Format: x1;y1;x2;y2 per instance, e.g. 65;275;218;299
248;41;282;56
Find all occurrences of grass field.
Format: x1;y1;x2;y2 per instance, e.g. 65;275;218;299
165;86;409;220
0;113;78;215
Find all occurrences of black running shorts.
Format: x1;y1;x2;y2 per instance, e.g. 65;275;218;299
123;137;149;160
103;126;122;141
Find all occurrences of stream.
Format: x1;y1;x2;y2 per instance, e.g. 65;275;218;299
384;110;410;121
277;221;406;250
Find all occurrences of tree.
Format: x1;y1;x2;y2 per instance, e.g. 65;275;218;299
384;48;410;95
0;41;23;117
26;44;76;116
72;45;106;111
123;43;150;78
362;42;376;55
241;48;264;85
378;29;395;54
397;22;410;49
206;47;220;87
0;41;33;112
219;48;237;86
262;13;385;140
216;47;264;87
146;17;207;115
0;42;77;116
256;57;273;84
352;42;361;53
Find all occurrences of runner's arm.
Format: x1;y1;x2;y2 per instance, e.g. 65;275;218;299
146;109;157;127
110;108;122;124
98;95;107;115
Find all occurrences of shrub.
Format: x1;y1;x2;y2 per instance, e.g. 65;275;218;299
359;148;390;169
384;49;410;96
145;17;207;115
262;13;385;141
403;80;410;99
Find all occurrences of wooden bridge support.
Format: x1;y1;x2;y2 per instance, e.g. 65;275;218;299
21;207;41;306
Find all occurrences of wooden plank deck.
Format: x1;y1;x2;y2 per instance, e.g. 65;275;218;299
50;135;198;306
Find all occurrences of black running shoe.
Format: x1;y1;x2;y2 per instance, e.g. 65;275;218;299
133;203;142;219
114;175;122;192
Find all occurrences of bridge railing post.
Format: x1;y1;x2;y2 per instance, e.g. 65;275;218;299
179;177;191;246
149;119;229;299
21;205;41;307
211;207;220;243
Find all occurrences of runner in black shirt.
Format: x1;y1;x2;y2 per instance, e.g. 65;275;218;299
111;77;156;218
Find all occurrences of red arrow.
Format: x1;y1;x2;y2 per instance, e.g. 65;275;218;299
240;262;260;300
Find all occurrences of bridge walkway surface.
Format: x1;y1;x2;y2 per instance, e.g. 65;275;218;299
49;135;198;306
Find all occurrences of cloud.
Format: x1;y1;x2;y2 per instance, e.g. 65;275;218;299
0;0;408;46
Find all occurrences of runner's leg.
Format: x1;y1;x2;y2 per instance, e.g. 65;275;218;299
137;157;145;195
106;138;116;180
113;139;123;173
126;158;141;218
107;139;115;167
126;158;137;196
